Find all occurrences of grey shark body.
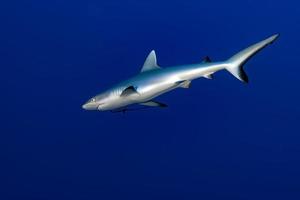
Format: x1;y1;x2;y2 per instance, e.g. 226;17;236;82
82;34;279;112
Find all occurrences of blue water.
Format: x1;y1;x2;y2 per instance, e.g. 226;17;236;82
1;0;300;199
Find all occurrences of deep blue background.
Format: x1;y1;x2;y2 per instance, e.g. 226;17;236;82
1;0;300;199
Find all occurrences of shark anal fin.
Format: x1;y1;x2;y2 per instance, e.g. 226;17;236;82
140;101;168;108
203;73;213;79
120;86;139;96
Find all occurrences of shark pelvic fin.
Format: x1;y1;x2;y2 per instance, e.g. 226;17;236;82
141;50;161;72
180;80;191;88
140;101;168;108
120;86;139;97
175;80;192;88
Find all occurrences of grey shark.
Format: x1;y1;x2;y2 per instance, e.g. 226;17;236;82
82;34;279;112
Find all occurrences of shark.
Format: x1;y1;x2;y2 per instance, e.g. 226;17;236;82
82;34;279;112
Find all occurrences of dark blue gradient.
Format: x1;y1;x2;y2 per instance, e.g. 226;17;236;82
1;0;300;199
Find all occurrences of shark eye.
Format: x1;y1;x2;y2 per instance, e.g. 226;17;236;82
90;98;96;102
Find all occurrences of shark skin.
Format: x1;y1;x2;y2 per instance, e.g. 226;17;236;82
82;34;279;112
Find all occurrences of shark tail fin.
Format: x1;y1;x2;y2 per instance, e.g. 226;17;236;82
225;34;279;83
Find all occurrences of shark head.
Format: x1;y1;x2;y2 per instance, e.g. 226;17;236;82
82;87;133;111
82;92;113;111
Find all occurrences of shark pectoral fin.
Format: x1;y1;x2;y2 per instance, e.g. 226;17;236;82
175;80;192;88
140;101;168;108
203;73;214;79
120;86;139;97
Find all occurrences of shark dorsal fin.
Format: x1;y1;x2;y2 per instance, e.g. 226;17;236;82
141;50;161;72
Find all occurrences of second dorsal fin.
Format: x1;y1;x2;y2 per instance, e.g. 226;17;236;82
141;50;161;72
202;56;212;63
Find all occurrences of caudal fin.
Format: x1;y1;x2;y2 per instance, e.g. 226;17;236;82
226;34;279;83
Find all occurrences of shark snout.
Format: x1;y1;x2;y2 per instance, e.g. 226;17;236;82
82;101;99;110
